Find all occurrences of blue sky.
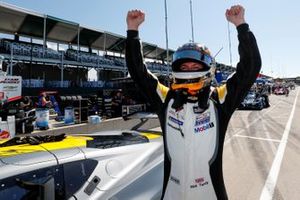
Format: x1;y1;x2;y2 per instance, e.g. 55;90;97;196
1;0;300;78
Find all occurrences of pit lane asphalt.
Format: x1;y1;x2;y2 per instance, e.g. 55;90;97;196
224;87;300;200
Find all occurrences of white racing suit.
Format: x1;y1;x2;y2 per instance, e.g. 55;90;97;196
126;23;261;199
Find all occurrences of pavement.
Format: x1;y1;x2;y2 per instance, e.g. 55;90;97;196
224;87;300;200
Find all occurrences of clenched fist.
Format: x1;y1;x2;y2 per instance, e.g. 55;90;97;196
226;5;246;27
127;10;145;31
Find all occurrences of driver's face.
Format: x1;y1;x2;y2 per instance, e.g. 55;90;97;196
180;62;204;71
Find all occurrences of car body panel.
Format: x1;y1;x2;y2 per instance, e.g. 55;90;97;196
0;151;58;179
0;136;93;158
0;131;164;200
52;148;86;164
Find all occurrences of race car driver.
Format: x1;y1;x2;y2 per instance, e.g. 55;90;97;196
126;5;261;200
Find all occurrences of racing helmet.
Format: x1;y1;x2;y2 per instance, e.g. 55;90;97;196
171;43;215;95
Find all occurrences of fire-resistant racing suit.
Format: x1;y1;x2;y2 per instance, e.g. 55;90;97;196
125;23;261;200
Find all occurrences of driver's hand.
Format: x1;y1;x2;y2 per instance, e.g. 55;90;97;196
225;5;246;27
127;9;145;31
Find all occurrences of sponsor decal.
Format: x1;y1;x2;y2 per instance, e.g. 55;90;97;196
3;86;18;90
190;177;209;189
0;130;10;139
0;78;20;84
0;76;22;102
195;113;210;126
168;110;176;116
194;112;214;133
170;176;180;185
168;109;185;120
194;122;214;133
168;116;183;126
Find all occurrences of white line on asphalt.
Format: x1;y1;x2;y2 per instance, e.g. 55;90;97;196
262;121;278;154
234;135;281;143
268;115;289;119
259;89;299;200
224;100;282;145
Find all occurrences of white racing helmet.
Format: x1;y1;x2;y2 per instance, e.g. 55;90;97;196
171;43;215;95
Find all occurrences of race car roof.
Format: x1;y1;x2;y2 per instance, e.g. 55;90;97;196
0;2;174;61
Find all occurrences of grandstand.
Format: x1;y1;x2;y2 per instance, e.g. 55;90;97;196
0;2;249;96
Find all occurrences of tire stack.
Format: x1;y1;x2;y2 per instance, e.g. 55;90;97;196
87;95;103;117
97;96;103;116
103;90;113;119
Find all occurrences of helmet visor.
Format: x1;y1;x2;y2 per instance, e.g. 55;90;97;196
172;49;213;71
171;77;212;95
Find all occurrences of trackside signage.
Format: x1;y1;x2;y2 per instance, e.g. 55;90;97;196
0;76;22;102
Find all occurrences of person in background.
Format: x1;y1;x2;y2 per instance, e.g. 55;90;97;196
126;5;261;200
112;90;123;117
38;92;52;108
19;96;32;111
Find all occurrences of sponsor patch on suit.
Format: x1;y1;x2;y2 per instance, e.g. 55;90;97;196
190;177;209;188
168;116;184;126
195;113;210;126
194;122;214;133
194;112;214;133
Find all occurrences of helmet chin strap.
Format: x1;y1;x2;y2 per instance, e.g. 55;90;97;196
197;86;210;111
171;86;210;111
171;89;188;110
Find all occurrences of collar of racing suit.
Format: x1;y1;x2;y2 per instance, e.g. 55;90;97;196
171;86;210;112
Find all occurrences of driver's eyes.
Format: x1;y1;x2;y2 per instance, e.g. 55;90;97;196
180;66;188;70
180;66;201;70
